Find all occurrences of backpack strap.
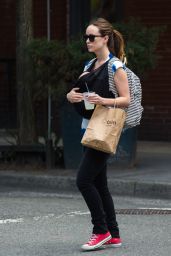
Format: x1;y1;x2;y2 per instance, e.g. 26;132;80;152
108;56;128;100
108;57;120;97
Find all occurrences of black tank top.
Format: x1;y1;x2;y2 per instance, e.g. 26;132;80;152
73;59;115;119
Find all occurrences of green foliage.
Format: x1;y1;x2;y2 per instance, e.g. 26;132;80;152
26;38;92;103
65;39;93;84
26;38;69;103
113;18;165;77
26;18;164;103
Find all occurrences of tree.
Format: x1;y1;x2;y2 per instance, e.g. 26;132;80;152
16;0;36;144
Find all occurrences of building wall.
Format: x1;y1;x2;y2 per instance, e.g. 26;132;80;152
0;0;170;141
0;0;16;128
33;0;67;39
0;0;66;131
32;0;67;136
0;0;16;58
124;0;171;141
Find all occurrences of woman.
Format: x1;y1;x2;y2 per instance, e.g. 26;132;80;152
67;18;130;251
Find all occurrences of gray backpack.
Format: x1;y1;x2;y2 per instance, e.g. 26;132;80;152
108;57;143;128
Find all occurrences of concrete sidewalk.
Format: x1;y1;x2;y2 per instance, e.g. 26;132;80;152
0;141;170;199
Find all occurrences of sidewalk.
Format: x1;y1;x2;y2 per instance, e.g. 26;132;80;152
0;141;171;199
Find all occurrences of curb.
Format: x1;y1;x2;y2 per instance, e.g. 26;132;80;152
108;179;171;199
0;172;170;199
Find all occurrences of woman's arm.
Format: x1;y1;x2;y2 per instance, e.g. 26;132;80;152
88;68;130;107
112;68;130;107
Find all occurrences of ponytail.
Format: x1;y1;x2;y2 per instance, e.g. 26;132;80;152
108;29;126;63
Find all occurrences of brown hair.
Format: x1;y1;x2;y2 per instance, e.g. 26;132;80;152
89;18;126;62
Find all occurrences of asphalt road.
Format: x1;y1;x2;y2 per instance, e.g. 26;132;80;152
0;188;170;256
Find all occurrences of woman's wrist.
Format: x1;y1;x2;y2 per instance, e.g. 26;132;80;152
101;97;116;106
101;97;107;105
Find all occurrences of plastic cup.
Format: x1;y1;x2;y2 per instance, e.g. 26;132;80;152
83;92;95;110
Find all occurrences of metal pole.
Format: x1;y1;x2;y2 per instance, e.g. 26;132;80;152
47;0;51;140
46;0;53;169
47;0;50;42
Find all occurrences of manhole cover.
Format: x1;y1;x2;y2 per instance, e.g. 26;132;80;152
116;208;171;215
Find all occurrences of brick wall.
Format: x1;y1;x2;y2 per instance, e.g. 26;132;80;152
0;0;16;58
0;0;16;129
0;0;67;56
33;0;67;39
32;0;67;135
0;0;67;131
124;0;171;141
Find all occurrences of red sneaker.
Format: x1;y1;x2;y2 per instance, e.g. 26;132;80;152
81;232;111;251
104;237;122;247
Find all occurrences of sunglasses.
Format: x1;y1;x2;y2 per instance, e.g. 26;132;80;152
83;34;103;42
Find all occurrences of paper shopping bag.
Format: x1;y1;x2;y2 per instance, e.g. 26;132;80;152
81;104;126;154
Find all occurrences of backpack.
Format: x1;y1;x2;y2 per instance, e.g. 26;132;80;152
108;57;143;128
84;56;143;129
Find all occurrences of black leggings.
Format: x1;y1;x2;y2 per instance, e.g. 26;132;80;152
76;147;120;237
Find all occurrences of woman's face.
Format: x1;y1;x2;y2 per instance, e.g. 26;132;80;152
85;25;108;53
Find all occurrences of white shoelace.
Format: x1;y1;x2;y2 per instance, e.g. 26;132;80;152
88;234;98;245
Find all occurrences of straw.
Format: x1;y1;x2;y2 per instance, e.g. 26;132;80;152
85;82;89;92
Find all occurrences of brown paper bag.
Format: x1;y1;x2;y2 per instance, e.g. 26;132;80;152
81;104;126;154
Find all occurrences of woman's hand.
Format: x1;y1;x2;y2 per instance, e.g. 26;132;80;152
87;93;105;105
67;88;83;103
